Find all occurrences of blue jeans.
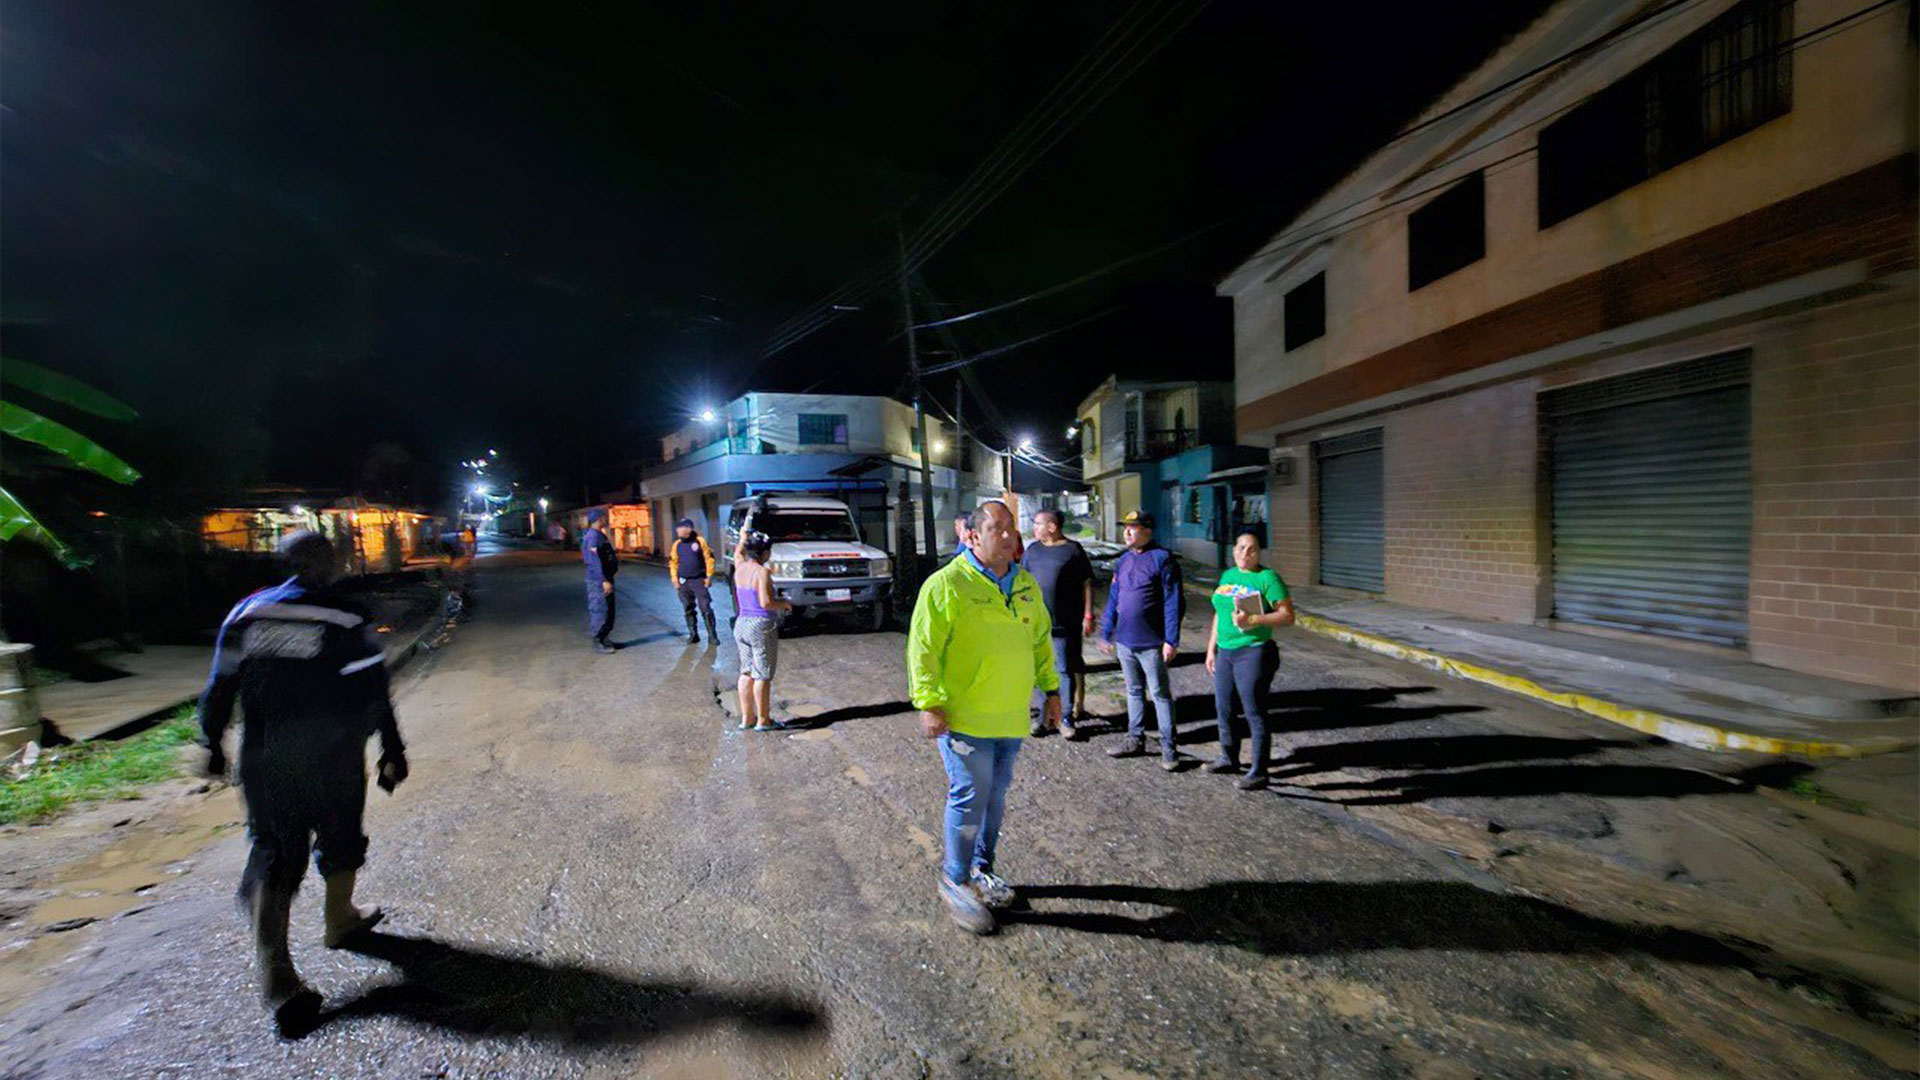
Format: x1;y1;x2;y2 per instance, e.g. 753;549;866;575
1116;643;1177;758
1213;642;1279;777
937;732;1023;885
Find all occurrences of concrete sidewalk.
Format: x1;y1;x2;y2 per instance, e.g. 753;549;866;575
34;576;452;744
1281;585;1919;757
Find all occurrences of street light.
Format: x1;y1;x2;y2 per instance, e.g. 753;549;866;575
488;448;498;456
538;497;549;512
1065;424;1079;438
1017;436;1035;454
472;484;488;498
696;408;717;423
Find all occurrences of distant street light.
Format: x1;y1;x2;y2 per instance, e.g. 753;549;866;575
933;438;947;454
488;448;498;456
1065;424;1079;438
1017;437;1035;454
538;498;549;512
696;408;717;423
472;484;488;498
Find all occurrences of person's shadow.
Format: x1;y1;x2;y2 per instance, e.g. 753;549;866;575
304;932;828;1047
1007;880;1758;969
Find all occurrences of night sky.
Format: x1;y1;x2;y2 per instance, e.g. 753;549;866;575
3;1;1549;511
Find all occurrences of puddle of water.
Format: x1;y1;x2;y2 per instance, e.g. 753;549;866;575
787;729;834;742
31;794;240;927
0;790;243;1014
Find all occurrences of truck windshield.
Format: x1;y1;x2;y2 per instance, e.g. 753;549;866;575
754;511;860;543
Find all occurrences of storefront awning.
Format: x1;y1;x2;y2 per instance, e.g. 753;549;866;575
1199;465;1266;483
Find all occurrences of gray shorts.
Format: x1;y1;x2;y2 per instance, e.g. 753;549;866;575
733;615;779;681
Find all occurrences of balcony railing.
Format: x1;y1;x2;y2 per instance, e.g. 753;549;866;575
664;435;767;468
1129;428;1197;461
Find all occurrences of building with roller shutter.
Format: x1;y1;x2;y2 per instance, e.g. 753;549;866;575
1217;0;1917;691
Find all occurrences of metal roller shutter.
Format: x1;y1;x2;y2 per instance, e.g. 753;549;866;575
1315;429;1385;592
1544;352;1751;646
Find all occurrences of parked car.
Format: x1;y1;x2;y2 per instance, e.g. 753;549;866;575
720;495;892;631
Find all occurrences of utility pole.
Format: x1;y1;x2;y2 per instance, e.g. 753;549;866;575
953;375;966;512
899;226;937;561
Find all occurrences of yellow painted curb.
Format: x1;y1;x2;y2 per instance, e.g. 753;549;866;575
1293;613;1916;758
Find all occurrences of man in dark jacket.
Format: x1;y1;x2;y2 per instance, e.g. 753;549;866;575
1099;510;1185;770
199;531;408;1031
582;509;618;653
667;517;717;645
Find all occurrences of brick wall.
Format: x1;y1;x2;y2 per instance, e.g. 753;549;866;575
1268;452;1314;589
1383;384;1543;621
1750;292;1920;691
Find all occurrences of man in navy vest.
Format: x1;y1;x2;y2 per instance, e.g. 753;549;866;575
1099;510;1185;770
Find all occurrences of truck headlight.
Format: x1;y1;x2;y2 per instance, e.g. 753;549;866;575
869;557;891;577
771;560;802;578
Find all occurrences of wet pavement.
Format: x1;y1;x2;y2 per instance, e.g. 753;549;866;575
1;557;1913;1078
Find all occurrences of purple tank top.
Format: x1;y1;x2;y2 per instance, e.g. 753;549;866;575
735;562;772;619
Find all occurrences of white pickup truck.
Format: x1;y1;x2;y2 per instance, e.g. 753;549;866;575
720;495;893;631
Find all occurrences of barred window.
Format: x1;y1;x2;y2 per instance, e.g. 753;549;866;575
1538;0;1792;228
798;413;848;446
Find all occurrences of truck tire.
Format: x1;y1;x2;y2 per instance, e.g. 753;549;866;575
865;601;888;633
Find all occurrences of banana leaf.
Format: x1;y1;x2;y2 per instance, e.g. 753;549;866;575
0;357;137;420
0;401;141;484
0;483;74;564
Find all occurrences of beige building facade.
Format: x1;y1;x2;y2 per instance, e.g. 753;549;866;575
1219;0;1917;690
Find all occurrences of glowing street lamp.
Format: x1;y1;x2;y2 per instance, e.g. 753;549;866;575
1017;436;1035;454
696;408;717;423
538;498;549;512
472;484;488;498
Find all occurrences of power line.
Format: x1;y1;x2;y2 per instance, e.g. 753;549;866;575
918;305;1124;376
758;0;1212;362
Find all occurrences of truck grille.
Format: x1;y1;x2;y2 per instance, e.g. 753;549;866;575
801;558;870;579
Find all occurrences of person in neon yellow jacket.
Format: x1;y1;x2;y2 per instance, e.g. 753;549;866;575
907;500;1060;935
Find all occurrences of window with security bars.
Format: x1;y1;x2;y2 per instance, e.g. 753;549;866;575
1538;0;1792;228
797;413;848;446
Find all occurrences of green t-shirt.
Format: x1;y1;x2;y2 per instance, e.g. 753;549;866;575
1210;567;1289;651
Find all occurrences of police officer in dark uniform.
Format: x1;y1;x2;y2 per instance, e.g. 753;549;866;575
582;508;618;653
198;531;408;1031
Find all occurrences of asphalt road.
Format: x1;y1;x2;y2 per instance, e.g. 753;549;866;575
1;557;1908;1079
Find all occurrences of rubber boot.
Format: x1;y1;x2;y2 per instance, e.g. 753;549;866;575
322;869;384;948
703;611;718;646
685;613;701;644
250;882;320;1032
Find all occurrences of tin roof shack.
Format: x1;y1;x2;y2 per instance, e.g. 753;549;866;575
567;503;653;553
201;501;443;574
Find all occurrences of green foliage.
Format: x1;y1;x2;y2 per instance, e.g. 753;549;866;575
0;357;138;421
1785;775;1869;816
0;351;141;566
0;709;199;825
0;402;141;484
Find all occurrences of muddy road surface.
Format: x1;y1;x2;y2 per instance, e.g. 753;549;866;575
2;558;1911;1078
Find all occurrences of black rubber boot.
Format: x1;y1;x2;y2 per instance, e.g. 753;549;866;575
249;882;321;1036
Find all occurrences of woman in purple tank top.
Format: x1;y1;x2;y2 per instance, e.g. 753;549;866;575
730;532;791;731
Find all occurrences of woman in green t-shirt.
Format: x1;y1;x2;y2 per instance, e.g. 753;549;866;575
1204;530;1295;789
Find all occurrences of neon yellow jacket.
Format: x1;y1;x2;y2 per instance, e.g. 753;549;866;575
906;555;1058;738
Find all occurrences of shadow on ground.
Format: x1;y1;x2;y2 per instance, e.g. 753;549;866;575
312;932;828;1047
1008;880;1755;966
1161;687;1485;744
794;701;914;728
1290;760;1815;805
1271;734;1647;779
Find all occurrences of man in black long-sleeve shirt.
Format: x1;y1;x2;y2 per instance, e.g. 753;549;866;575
199;531;408;1031
582;508;618;653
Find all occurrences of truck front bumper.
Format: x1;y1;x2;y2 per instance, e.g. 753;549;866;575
774;577;891;608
